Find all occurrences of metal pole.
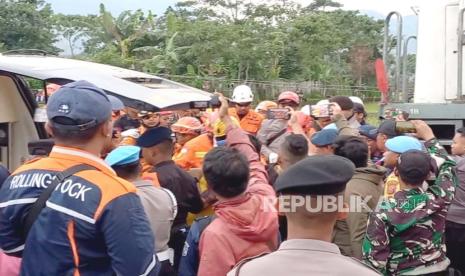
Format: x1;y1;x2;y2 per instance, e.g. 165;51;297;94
402;36;417;102
457;8;465;99
383;11;403;101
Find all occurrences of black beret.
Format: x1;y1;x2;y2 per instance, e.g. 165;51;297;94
275;155;355;195
137;127;172;148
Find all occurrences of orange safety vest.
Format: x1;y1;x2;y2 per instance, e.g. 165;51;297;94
229;108;264;135
173;133;213;170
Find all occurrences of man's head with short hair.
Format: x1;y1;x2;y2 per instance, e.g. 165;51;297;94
333;136;369;168
329;96;354;119
375;120;398;152
279;134;309;170
452;127;465;156
203;147;250;199
112;162;141;181
395;150;431;187
137;127;174;166
45;81;113;150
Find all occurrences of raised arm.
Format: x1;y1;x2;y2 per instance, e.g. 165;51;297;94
411;120;458;202
217;94;270;194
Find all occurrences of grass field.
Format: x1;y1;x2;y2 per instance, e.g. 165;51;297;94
365;102;380;126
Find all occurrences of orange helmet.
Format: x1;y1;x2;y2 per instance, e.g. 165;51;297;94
278;91;300;105
171;116;203;135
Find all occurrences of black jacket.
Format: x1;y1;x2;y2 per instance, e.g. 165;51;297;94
153;161;203;227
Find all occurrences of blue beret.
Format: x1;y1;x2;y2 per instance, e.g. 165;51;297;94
275;155;355;194
311;129;338;147
105;146;141;167
137;127;173;148
47;80;111;131
323;123;337;130
385;136;422;154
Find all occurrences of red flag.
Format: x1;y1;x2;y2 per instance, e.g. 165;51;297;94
375;58;389;104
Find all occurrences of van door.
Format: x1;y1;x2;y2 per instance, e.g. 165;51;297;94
0;72;43;171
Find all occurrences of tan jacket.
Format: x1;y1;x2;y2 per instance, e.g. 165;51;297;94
333;166;385;259
133;180;177;252
227;239;380;276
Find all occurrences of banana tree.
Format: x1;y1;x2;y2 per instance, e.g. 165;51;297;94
99;4;154;59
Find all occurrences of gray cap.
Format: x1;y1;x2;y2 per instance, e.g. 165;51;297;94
47;80;112;131
275;155;355;195
108;95;125;111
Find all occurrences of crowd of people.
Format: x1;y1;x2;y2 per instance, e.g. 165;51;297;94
0;80;464;276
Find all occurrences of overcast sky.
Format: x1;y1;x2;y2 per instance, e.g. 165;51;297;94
47;0;421;16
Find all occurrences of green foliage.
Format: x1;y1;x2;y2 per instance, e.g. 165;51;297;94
4;0;387;93
0;0;59;53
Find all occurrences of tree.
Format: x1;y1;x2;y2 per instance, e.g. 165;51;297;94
349;45;373;86
85;4;156;60
54;14;95;57
0;0;59;53
307;0;343;11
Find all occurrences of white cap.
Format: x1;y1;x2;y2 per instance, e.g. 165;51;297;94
232;85;253;103
301;105;311;116
349;96;364;106
316;99;330;106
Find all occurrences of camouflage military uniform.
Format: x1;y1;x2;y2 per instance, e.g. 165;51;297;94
362;138;457;275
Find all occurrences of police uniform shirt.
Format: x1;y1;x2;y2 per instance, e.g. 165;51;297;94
227;239;380;276
133;180;177;253
152;161;203;227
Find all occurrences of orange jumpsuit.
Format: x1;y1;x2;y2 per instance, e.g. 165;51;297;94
174;133;213;170
229;108;264;135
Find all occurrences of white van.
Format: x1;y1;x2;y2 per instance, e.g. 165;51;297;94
0;51;211;171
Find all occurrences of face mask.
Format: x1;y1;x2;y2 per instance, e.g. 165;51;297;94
215;139;227;147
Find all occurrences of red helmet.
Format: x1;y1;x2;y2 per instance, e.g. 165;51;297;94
171;117;203;135
278;91;300;105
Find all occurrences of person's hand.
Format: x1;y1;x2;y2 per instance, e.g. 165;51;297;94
411;120;435;141
288;109;298;126
215;92;229;119
329;102;342;122
121;128;140;139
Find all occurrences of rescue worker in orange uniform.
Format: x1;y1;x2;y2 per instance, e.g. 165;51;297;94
173;118;213;171
171;117;204;157
228;85;263;135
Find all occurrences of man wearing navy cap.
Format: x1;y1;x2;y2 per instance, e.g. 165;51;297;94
106;146;177;275
311;129;338;155
375;119;400;153
138;127;203;272
228;155;379;276
359;125;383;164
0;81;159;275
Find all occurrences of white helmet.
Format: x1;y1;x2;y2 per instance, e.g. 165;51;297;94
316;99;330;106
349;96;364;106
300;105;311;116
232;85;253;104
